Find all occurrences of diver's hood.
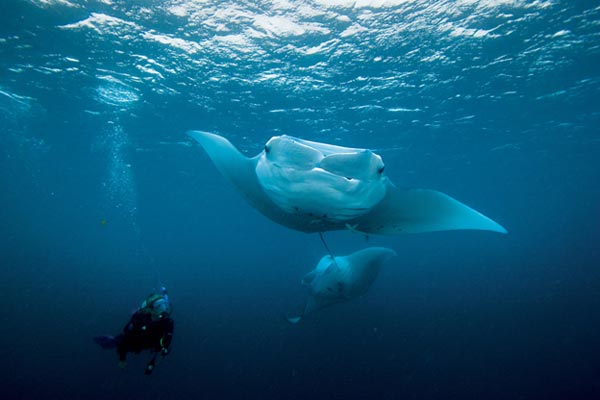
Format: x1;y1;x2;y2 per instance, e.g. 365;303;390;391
141;293;172;320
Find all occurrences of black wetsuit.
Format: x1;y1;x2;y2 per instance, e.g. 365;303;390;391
116;310;174;362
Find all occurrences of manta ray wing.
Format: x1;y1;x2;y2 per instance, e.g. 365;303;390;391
354;186;507;234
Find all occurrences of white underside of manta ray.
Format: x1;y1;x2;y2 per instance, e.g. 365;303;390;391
187;131;507;235
287;247;397;323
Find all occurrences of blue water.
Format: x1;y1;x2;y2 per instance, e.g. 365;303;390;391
1;1;599;399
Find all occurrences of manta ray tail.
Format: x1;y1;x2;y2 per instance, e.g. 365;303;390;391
318;232;341;269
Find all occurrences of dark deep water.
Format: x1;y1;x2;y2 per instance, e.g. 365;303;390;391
1;1;599;399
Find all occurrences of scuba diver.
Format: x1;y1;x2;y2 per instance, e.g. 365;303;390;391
94;287;174;375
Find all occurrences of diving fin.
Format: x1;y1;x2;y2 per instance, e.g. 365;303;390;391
93;335;118;349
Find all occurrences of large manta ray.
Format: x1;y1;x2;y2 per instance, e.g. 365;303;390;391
187;131;507;235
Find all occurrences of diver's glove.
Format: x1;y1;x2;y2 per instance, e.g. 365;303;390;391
159;337;169;356
144;359;155;375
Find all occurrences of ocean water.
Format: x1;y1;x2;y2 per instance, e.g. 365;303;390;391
1;0;599;399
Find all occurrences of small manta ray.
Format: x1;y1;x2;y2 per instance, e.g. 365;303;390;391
286;247;397;323
187;131;507;235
